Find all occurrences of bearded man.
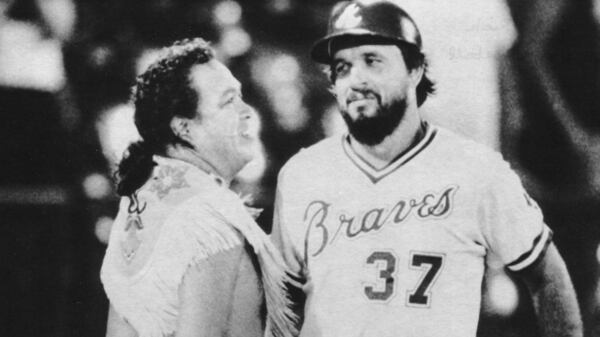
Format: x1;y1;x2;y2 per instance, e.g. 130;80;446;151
271;1;582;337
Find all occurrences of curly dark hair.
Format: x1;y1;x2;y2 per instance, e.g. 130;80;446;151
327;41;435;107
115;37;215;196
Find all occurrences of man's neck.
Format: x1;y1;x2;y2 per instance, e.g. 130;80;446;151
165;147;235;184
349;108;423;170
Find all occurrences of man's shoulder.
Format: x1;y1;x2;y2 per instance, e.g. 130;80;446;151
434;125;494;156
433;125;497;158
431;125;513;179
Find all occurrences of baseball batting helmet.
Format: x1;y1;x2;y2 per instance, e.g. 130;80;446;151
310;0;422;64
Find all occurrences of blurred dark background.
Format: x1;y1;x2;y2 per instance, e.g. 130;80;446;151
1;0;599;336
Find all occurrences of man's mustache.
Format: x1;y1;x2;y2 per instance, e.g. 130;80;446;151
346;89;380;104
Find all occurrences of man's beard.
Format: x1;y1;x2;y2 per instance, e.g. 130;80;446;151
341;97;407;146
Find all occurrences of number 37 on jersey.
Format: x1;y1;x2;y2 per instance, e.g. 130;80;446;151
363;250;445;307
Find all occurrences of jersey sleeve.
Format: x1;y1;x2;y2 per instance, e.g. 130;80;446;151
271;162;308;282
477;158;552;272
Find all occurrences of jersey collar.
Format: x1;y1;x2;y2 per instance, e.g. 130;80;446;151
342;122;437;184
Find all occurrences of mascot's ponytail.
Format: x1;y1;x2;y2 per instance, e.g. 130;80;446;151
115;140;156;196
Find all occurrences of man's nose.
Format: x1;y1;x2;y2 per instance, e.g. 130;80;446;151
239;101;253;119
348;65;368;88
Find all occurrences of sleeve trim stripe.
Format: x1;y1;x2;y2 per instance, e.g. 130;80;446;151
506;227;553;271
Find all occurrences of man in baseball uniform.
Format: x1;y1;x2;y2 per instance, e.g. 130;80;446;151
271;1;582;336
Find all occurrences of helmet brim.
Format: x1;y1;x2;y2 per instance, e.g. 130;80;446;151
310;32;407;64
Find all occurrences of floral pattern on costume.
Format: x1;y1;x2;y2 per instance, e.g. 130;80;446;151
149;164;190;199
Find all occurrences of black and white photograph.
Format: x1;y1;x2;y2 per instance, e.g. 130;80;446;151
0;0;597;336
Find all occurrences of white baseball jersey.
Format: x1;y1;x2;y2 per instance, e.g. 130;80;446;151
272;123;551;337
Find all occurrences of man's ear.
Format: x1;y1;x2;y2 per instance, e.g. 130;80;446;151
409;66;424;88
170;116;191;142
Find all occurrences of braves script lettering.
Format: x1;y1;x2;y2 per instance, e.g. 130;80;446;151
304;186;457;257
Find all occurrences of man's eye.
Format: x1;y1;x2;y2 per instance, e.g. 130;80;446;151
223;92;243;106
365;56;379;65
334;63;349;76
225;95;236;105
